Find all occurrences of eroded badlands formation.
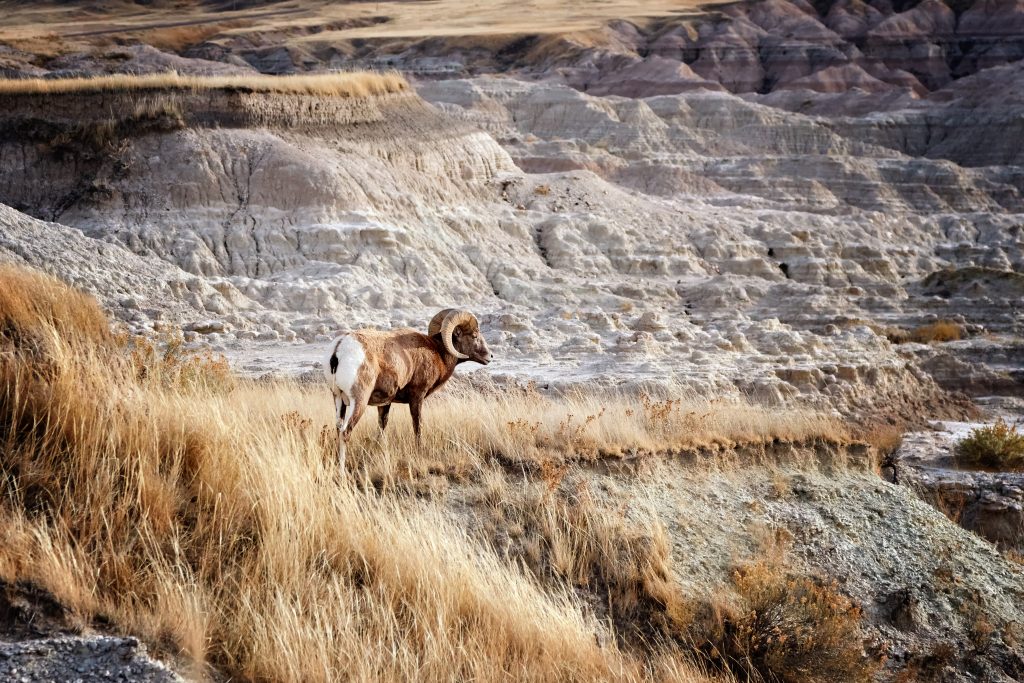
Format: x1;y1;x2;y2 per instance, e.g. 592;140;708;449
0;0;1022;427
1;2;1024;680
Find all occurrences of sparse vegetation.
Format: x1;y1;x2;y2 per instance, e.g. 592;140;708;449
955;418;1024;470
139;22;247;52
473;470;686;644
839;317;966;345
0;71;409;97
859;424;903;458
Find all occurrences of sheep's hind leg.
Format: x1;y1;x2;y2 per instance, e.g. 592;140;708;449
340;391;370;469
409;398;424;445
335;393;349;471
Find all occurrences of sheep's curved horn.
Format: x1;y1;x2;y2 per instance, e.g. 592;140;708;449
429;309;476;359
428;309;458;337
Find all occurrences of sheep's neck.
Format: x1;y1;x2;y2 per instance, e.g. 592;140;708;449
428;335;462;386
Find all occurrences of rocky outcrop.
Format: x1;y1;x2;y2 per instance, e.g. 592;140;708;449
2;0;1021;421
0;203;217;334
448;441;1024;681
0;87;515;317
224;0;1024;104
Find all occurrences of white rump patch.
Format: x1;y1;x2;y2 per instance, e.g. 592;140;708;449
327;334;365;404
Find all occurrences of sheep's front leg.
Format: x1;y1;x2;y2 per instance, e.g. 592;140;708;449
378;404;391;433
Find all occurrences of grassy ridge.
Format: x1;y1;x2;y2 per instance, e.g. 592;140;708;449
0;71;409;97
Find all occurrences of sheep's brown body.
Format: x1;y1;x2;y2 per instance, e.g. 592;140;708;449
334;329;458;432
324;309;490;470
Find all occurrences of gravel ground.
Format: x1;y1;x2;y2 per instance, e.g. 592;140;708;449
0;634;183;683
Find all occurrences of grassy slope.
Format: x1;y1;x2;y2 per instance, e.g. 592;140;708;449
0;265;880;682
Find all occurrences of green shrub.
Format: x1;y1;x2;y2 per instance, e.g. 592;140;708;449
955;419;1024;470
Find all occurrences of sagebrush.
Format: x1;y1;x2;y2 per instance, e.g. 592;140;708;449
956;418;1024;470
685;556;875;683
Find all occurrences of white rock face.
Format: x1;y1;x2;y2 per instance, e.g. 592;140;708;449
0;68;1019;419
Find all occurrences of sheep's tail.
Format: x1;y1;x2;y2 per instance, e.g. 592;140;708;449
329;352;339;374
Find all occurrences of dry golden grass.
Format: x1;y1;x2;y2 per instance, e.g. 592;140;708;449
0;265;859;681
471;467;687;646
0;1;724;44
859;424;903;456
0;71;409;97
838;318;965;346
139;21;250;52
343;387;846;482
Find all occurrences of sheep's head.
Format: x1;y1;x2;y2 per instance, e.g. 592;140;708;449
428;309;491;365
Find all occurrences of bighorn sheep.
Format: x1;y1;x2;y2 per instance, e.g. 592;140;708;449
323;309;491;469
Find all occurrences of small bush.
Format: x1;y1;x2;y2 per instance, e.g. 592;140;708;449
688;559;875;683
909;320;964;344
0;264;111;353
955;419;1024;470
119;331;234;393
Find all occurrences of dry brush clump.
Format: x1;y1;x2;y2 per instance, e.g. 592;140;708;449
0;71;410;97
682;554;877;683
909;320;965;344
0;265;726;682
881;319;965;345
